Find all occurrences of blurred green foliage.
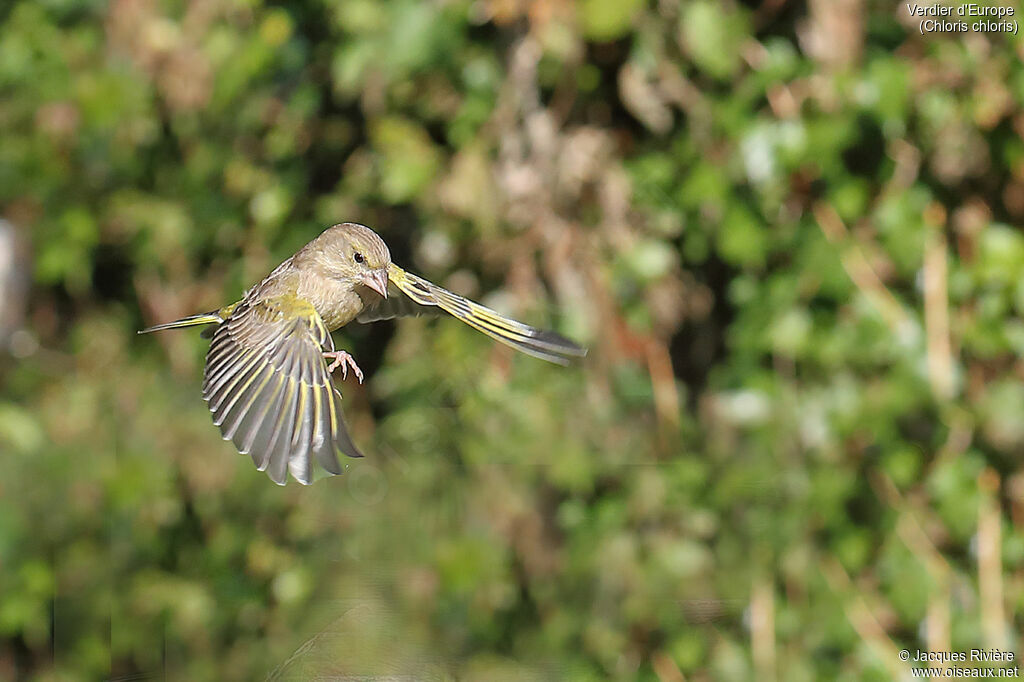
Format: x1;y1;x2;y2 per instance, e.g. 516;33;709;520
2;0;1024;680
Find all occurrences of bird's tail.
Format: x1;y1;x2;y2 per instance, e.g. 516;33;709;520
138;309;227;334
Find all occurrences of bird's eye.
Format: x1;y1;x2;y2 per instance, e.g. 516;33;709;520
353;252;365;264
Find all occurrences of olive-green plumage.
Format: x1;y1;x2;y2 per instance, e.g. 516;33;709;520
141;222;586;485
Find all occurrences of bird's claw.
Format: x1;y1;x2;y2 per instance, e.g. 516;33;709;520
323;350;364;384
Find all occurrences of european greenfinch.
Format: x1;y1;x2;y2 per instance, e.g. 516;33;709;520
140;223;586;485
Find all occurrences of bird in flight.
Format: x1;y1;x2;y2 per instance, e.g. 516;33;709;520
140;223;586;485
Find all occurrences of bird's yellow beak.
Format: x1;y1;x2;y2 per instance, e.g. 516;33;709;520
361;269;389;299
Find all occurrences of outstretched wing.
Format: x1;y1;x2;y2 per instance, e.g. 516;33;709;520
201;296;362;485
379;264;587;366
355;280;431;323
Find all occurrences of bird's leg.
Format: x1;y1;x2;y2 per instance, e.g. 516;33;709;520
322;350;364;384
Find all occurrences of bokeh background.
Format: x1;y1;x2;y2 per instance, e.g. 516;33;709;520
2;0;1023;679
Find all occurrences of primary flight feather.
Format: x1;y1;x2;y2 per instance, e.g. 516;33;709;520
140;223;587;485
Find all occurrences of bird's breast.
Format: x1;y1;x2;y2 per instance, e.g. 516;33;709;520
298;276;367;331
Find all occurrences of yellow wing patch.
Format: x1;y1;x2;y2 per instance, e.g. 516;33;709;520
201;296;362;485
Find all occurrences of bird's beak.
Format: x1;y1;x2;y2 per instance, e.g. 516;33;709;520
361;269;389;299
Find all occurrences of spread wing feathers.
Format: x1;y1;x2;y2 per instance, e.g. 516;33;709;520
355;281;435;323
385;264;587;366
201;297;363;485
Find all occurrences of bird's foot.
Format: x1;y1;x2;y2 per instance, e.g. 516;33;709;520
323;350;364;383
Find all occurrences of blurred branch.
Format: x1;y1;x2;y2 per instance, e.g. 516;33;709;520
0;219;30;352
645;337;680;437
799;0;864;69
926;408;974;476
750;575;776;682
821;558;904;680
813;202;912;337
880;140;922;201
978;468;1006;649
870;471;952;655
923;205;954;401
652;651;686;682
926;573;952;669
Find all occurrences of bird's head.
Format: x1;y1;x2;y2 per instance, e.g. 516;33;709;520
312;222;392;299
